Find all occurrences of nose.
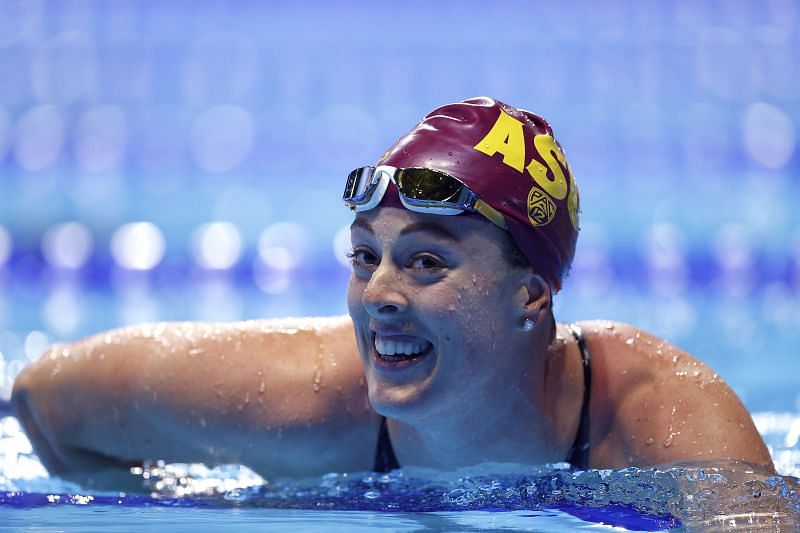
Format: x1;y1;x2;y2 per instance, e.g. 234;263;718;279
361;261;409;318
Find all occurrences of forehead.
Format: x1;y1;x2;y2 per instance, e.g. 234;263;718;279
350;206;507;247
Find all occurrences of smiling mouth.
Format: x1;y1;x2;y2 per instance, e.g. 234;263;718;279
373;335;432;365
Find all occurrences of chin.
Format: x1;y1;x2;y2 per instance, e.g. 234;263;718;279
365;372;446;424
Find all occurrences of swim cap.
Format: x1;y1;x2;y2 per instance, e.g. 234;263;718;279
377;97;580;292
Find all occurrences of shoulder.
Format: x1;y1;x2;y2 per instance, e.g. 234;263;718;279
568;320;773;471
571;320;685;389
573;319;720;397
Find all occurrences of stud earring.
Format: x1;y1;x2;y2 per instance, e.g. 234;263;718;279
522;318;535;332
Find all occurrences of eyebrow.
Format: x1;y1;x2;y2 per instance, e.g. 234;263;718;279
350;218;373;234
350;219;460;242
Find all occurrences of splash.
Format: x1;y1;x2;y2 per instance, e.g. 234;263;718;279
128;460;799;528
1;414;799;529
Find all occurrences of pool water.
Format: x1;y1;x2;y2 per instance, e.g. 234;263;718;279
0;507;674;532
0;0;797;529
1;414;798;531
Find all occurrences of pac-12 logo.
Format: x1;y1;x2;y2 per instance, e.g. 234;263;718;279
473;109;579;230
527;187;556;226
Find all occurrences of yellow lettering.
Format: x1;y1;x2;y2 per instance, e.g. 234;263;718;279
567;170;580;230
524;157;549;187
527;135;568;200
474;117;577;224
473;109;526;172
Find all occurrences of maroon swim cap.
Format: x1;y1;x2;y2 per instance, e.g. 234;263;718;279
376;97;580;292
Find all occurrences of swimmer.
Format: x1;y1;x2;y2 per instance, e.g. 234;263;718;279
11;97;773;489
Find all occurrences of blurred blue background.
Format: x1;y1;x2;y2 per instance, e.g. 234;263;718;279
0;0;797;411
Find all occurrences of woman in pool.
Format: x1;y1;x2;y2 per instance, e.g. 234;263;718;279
11;97;773;488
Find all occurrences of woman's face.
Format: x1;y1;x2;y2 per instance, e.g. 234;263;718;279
347;206;534;424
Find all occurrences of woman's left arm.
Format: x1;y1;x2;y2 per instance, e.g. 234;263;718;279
578;321;774;472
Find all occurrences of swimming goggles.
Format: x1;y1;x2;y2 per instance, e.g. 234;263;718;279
343;165;507;231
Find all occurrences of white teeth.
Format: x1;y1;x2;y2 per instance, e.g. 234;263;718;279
375;337;430;357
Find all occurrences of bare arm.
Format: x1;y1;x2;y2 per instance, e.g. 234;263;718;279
580;322;774;472
11;316;381;489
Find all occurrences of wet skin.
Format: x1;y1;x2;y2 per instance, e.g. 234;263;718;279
10;209;774;488
346;207;774;471
346;206;573;468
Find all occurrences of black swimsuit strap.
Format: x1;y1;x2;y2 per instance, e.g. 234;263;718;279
565;324;592;469
373;325;593;472
373;416;400;473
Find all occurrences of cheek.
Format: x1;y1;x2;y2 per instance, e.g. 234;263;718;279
346;276;371;366
346;274;363;318
444;279;514;348
422;283;490;338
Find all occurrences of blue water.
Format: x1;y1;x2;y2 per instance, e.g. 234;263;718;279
1;413;798;530
0;1;798;529
0;508;671;532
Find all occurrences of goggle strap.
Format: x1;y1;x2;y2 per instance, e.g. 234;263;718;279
474;199;508;230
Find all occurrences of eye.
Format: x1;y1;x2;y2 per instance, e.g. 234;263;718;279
346;247;379;269
408;253;445;271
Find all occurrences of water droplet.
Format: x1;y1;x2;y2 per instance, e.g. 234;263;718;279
259;380;266;394
625;338;634;345
664;432;679;448
645;437;654;445
313;367;323;392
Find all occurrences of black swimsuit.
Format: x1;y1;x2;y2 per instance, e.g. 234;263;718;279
372;324;593;472
564;324;592;468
